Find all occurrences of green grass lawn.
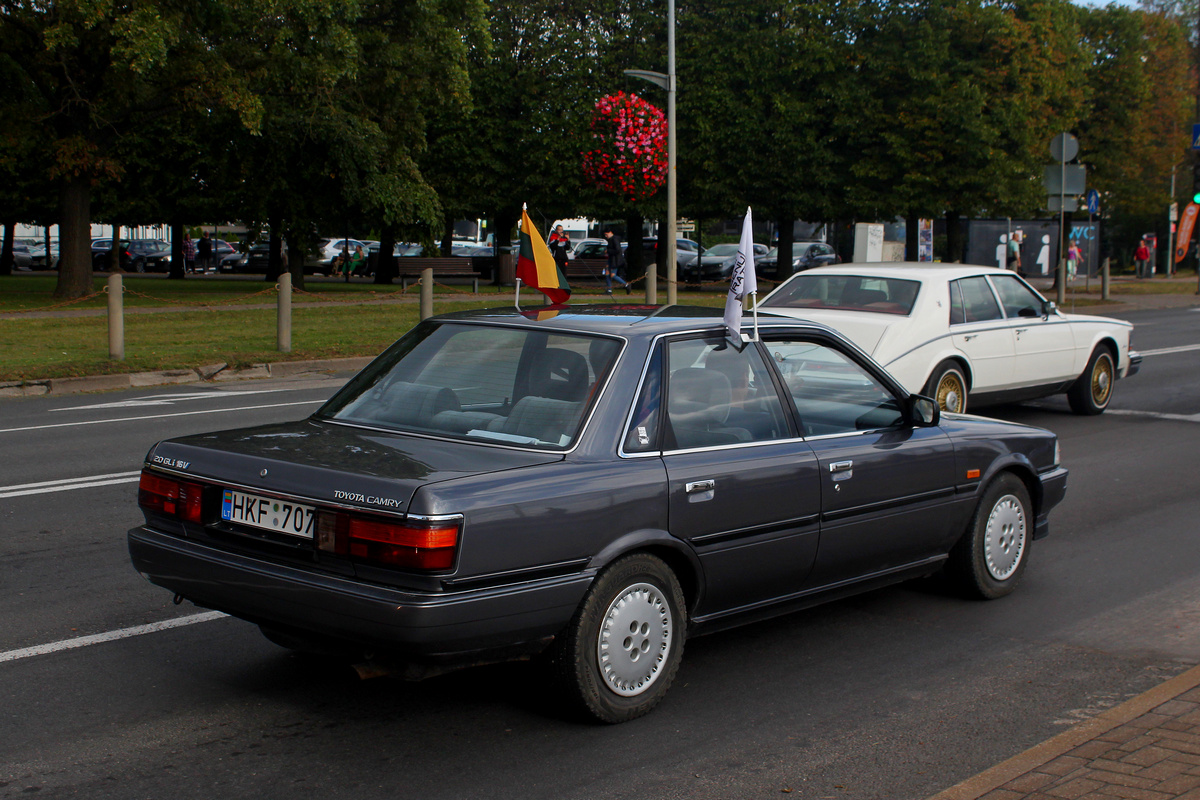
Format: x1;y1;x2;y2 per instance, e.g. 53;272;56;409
0;277;730;382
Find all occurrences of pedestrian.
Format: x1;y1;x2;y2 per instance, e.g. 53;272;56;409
602;228;630;295
1134;239;1150;278
197;232;212;273
1067;241;1082;281
349;245;366;276
183;233;197;273
1007;230;1022;272
549;225;571;274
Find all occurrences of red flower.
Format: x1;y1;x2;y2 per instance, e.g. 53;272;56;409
582;92;669;202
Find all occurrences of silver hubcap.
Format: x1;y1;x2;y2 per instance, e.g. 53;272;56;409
984;494;1026;581
597;582;673;697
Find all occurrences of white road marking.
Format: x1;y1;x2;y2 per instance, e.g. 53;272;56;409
1107;409;1200;424
53;388;301;411
0;399;322;435
0;471;142;499
0;612;228;664
1139;343;1200;357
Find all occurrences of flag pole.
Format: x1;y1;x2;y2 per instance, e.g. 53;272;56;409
751;292;759;342
514;277;522;310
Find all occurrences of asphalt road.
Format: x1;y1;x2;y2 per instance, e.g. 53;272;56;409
2;306;1199;800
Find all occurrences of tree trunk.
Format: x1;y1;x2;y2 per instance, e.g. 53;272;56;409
374;227;397;284
776;216;795;281
287;240;306;292
905;212;919;262
625;212;644;281
440;220;454;257
266;222;283;282
0;220;14;276
109;224;125;273
54;176;93;299
44;227;52;270
945;211;965;263
168;221;186;279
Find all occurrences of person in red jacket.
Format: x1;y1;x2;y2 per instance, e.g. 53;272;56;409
1134;239;1151;279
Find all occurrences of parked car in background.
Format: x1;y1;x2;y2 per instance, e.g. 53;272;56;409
129;305;1067;723
90;239;172;272
679;242;770;283
7;242;34;270
210;239;244;272
28;239;59;270
759;263;1141;415
755;241;840;279
244;242;273;273
308;238;367;275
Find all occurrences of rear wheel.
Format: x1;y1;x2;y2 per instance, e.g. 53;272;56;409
925;361;969;413
947;473;1031;599
1067;346;1114;415
547;554;686;723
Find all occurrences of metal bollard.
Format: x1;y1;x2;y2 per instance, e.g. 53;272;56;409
472;278;479;294
420;267;433;320
107;273;124;361
277;272;292;352
1101;257;1110;301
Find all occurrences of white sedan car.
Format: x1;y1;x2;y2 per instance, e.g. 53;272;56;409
759;263;1141;415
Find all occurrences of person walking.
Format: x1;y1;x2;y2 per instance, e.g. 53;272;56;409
183;234;197;273
1134;239;1151;278
602;228;630;295
549;225;571;275
197;232;212;273
1067;241;1082;281
1007;230;1022;271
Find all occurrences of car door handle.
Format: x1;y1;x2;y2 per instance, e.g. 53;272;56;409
1015;328;1028;336
685;480;715;494
829;461;853;473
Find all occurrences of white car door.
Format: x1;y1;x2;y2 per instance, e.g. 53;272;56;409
988;274;1077;383
949;277;1014;392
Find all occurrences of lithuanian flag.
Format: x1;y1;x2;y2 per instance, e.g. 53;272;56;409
516;208;571;304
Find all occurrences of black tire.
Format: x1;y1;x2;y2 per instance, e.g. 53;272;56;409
924;361;969;414
547;553;686;723
132;257;146;273
947;473;1032;600
1067;346;1115;415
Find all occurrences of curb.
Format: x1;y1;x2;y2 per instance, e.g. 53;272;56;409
927;662;1200;800
0;356;374;398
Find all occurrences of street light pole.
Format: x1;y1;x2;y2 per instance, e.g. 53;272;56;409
624;0;676;306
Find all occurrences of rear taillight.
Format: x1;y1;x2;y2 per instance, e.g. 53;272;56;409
317;510;459;571
138;471;204;523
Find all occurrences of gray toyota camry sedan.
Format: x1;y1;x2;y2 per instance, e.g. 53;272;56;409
129;305;1067;723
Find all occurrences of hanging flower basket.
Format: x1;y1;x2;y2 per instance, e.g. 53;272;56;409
581;91;669;202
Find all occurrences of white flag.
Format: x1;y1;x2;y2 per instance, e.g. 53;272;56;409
724;206;758;345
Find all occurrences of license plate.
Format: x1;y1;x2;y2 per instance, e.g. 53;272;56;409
221;489;316;539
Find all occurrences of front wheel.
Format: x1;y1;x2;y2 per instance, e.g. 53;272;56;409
132;257;146;273
925;361;969;413
548;554;686;723
947;473;1032;599
1067;347;1115;415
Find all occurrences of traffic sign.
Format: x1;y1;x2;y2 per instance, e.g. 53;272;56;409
1192;124;1200;150
1047;196;1078;213
676;219;695;232
1044;164;1087;195
1087;189;1100;215
1050;132;1079;163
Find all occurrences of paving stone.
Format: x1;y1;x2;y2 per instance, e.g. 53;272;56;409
1044;776;1103;798
1119;746;1175;768
1042;757;1092;777
1003;773;1056;792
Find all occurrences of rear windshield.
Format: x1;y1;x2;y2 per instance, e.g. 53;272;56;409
316;322;622;450
761;274;920;315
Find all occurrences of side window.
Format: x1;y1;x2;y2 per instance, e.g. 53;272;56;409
989;274;1044;318
624;346;663;453
664;340;791;450
765;340;905;436
949;280;965;325
956;276;1003;323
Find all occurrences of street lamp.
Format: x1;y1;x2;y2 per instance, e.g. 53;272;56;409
624;0;676;305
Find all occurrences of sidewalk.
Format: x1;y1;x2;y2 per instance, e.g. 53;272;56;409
929;663;1200;800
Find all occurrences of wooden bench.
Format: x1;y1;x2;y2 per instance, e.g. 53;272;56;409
563;258;612;283
390;257;484;291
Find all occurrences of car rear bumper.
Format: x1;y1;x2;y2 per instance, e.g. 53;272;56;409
128;525;590;661
1034;465;1068;539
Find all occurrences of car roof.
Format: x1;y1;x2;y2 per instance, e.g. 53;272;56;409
797;262;1006;281
430;304;847;342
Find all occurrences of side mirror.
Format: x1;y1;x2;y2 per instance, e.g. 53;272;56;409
910;395;940;427
1041;299;1057;318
